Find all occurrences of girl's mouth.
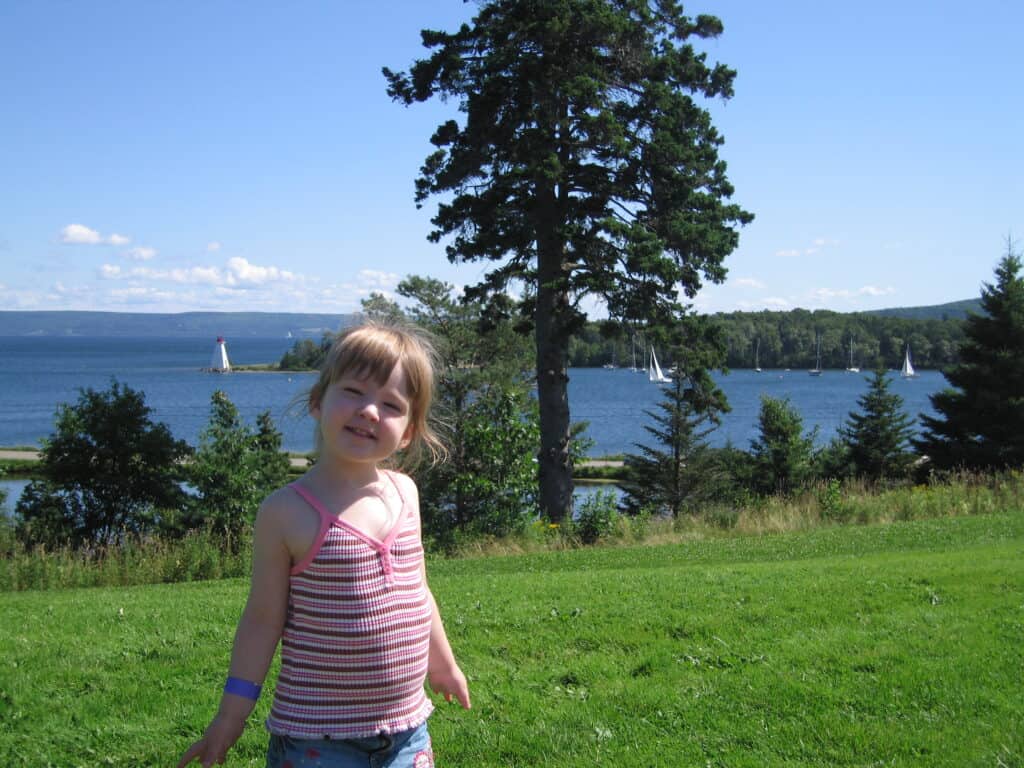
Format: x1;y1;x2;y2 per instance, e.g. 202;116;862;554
346;426;376;439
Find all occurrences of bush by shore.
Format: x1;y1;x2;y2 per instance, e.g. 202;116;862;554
2;469;1021;592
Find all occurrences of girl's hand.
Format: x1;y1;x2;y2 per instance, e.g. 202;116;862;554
428;663;471;710
176;713;245;768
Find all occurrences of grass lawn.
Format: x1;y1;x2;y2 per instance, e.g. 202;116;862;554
1;512;1022;767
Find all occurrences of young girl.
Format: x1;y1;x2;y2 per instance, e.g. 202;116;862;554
178;323;470;768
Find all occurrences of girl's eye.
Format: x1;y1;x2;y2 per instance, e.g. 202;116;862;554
343;386;362;395
384;402;403;412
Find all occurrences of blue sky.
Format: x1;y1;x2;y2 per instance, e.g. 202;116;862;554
1;1;1020;317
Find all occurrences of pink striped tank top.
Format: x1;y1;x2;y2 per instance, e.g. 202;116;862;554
266;472;434;738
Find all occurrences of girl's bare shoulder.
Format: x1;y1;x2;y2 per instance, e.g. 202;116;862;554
386;469;419;498
257;483;320;562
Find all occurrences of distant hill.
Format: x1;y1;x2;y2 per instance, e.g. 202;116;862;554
864;298;981;321
0;311;357;338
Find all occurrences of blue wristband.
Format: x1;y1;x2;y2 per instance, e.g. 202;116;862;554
224;676;262;701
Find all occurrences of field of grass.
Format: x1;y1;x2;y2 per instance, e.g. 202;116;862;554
1;511;1022;767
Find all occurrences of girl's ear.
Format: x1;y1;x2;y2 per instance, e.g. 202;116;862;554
308;392;321;420
399;424;415;450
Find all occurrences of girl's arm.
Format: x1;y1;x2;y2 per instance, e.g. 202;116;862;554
425;585;471;709
177;495;293;768
401;474;471;710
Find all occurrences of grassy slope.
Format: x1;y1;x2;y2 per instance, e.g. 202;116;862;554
1;513;1022;767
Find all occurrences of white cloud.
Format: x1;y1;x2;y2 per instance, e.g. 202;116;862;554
127;246;157;261
60;224;137;246
99;264;220;284
763;296;792;308
735;277;765;289
810;285;896;303
225;256;296;286
61;224;103;244
357;269;400;289
812;287;849;301
776;237;840;259
185;266;223;284
139;266;223;285
50;281;90;299
858;285;895;297
107;286;179;303
207;241;222;252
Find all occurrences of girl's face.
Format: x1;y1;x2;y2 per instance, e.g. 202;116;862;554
311;362;414;468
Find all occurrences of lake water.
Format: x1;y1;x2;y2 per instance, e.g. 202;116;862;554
0;336;947;513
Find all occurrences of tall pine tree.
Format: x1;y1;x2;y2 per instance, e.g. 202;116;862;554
385;0;752;520
915;242;1024;471
840;367;915;480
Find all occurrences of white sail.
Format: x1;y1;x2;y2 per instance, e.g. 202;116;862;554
901;345;917;378
649;348;671;383
808;334;823;376
846;337;860;373
209;336;231;373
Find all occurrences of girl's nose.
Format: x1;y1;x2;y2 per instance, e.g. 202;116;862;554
359;401;380;421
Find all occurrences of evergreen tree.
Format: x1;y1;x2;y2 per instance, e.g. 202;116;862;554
839;368;915;480
621;318;729;516
385;1;752;520
750;395;816;495
15;380;191;548
915;242;1024;471
620;369;723;517
186;391;290;541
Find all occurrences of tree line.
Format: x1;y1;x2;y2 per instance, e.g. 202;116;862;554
568;309;968;371
282;305;969;374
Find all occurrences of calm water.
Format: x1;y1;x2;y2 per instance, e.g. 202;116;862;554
0;337;947;512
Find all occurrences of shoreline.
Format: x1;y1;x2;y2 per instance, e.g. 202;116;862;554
0;449;624;472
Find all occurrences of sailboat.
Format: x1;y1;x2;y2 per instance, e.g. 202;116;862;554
808;335;823;376
648;348;672;383
845;337;860;373
208;336;231;373
630;336;639;372
900;344;919;378
754;338;762;373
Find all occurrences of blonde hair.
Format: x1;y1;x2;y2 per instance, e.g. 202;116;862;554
308;321;445;468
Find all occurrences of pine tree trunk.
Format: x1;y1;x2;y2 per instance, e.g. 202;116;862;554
535;237;573;523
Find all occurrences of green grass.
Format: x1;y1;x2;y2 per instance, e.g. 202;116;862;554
2;512;1022;766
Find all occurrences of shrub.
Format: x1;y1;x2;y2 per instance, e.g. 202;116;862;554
15;380;191;549
184;391;290;542
574;489;620;544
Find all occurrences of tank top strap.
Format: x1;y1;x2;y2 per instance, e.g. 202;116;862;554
380;470;414;545
287;482;336;576
382;469;406;508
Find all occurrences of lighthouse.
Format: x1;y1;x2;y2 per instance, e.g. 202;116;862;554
209;336;231;373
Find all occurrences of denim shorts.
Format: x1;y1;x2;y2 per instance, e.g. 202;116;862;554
266;723;433;768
